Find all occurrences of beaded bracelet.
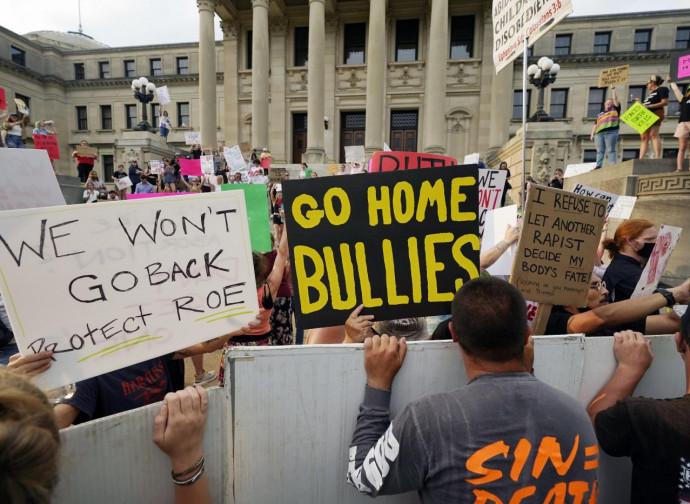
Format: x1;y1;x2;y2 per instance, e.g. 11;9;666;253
172;460;205;486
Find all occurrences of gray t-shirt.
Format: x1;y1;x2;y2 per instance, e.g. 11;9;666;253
348;372;599;503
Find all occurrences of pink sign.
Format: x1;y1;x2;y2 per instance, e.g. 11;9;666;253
679;55;690;80
33;134;60;160
260;156;271;169
126;192;194;200
179;158;202;176
0;88;6;111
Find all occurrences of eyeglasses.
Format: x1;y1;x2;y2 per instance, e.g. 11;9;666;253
589;281;606;292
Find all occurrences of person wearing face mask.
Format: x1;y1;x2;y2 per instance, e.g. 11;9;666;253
602;219;658;303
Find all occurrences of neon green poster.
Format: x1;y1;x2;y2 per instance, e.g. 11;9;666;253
620;102;659;134
221;184;272;252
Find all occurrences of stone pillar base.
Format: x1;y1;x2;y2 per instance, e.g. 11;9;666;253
114;131;177;167
424;145;445;155
302;147;326;164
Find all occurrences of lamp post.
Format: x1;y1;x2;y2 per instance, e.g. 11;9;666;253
131;77;157;132
527;57;560;122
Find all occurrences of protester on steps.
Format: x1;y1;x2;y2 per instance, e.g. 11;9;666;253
72;140;97;183
637;75;669;160
668;76;690;173
590;85;621;169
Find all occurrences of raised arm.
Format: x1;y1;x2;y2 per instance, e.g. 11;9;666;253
479;223;519;270
264;224;289;300
669;81;684;102
611;86;619;107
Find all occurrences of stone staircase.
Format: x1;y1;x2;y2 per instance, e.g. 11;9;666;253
56;174;85;205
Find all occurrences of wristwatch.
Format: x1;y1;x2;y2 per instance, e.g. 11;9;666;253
654;288;676;307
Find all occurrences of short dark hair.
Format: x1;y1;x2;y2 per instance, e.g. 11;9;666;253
451;277;527;362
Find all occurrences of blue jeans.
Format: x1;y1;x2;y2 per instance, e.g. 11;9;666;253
160;126;169;138
594;129;618;167
5;134;25;148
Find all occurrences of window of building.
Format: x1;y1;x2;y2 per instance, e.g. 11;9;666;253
100;105;112;130
527;46;533;57
633;29;652;51
583;150;597;163
668;84;688;115
151;104;160;128
74;63;85;80
628;85;646;105
294;27;309;67
76;106;88;130
554;34;572;55
676;27;690;49
344;23;366;64
176;57;189;75
593;32;611;53
150;58;162;76
550;89;568;119
102;155;114;182
622;149;639;161
124;60;135;78
98;61;110;79
587;88;606;117
247;30;253;70
125;104;137;129
10;46;25;66
395;19;419;62
177;102;190;127
450;15;474;59
512;89;531;119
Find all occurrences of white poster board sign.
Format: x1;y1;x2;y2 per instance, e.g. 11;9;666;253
114;176;133;190
481;204;518;276
608;196;637;220
156;85;171;106
149;160;164;175
631;225;682;299
184;131;202;145
0;192;259;389
224;145;246;172
478;169;507;235
0;150;66;210
383;143;392;152
201;155;215;175
564;162;597;178
345;145;365;164
463;152;480;165
571;183;620;216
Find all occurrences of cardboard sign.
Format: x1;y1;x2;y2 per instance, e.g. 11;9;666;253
598;65;630;88
671;50;690;83
571;183;619;216
478;169;507;234
631;225;682;299
179;158;202;176
149;160;164;175
114;176;133;190
0;150;66;210
156;85;171;106
510;185;606;307
33;134;60;160
282;166;480;329
369;151;458;172
224;145;246;172
185;131;202;145
463;153;480;165
201;155;215;175
75;145;96;158
260;156;271;170
0;87;6;111
269;168;288;182
327;164;340;175
564;162;597;178
492;0;573;74
344;145;365;164
620;102;659;134
14;98;29;115
481;204;518;277
0;192;259;389
608;195;637;220
220;184;272;252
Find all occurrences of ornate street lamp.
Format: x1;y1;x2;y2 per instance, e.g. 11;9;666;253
131;77;157;131
527;57;561;122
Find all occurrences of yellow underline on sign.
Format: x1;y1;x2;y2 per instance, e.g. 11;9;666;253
0;267;24;339
194;306;245;322
77;334;156;362
206;311;253;324
93;336;164;358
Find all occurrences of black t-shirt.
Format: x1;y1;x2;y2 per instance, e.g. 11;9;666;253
643;87;670;107
602;254;644;303
548;178;563;189
545;305;646;336
679;97;690;123
113;170;127;179
595;395;690;504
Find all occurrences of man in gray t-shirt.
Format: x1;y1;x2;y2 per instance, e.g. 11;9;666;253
347;277;599;503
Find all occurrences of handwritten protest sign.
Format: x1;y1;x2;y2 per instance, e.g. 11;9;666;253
185;131;202;145
260;156;271;170
478;169;506;234
345;145;365;164
0;88;6;111
608;195;637;220
621;102;659;134
75;145;96;158
671;50;690;82
149;160;164;175
179;158;202;176
0;150;66;210
33;134;60;160
571;183;619;215
510;185;606;306
224;145;246;172
327;164;340;175
221;184;272;252
370;151;458;172
269;168;288;182
201;155;215;175
564;162;597;178
463;153;480;165
282;166;480;328
481;204;518;277
598;65;629;88
156;85;171;106
14;98;29;115
114;176;133;191
492;0;573;74
0;192;259;389
631;225;682;299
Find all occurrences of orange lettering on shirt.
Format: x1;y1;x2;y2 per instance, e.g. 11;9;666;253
510;438;532;481
532;435;579;479
568;481;590;504
584;444;599;470
588;480;599;504
471;489;504;504
543;482;566;504
466;440;510;485
508;485;536;504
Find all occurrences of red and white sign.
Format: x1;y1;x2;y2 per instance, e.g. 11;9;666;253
631;225;682;299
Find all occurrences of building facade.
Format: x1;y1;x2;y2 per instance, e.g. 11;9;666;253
0;1;688;179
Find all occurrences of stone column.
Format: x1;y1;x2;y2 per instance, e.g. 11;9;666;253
364;0;387;157
198;0;217;147
303;0;326;163
252;0;270;151
422;0;448;154
221;20;240;145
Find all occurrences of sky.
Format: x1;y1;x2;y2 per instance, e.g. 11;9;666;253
0;0;687;48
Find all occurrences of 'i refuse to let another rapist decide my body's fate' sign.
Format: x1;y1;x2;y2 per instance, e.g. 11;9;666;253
0;192;259;389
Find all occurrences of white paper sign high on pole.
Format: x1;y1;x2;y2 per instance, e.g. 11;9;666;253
631;225;682;299
492;0;573;74
0;192;259;389
0;150;66;210
156;85;171;106
224;145;246;172
608;196;637;220
571;183;620;216
185;131;202;145
344;145;366;164
463;152;480;164
201;155;215;175
481;204;518;276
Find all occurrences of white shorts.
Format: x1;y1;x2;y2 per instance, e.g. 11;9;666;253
674;121;690;139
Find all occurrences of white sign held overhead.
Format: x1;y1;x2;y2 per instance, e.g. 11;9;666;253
0;149;66;210
184;131;202;145
344;145;365;164
201;155;215;175
0;192;259;389
156;85;171;106
564;162;597;178
492;0;573;74
149;160;164;175
631;225;682;299
463;152;480;165
478;169;507;235
571;183;619;216
224;145;246;172
608;195;637;220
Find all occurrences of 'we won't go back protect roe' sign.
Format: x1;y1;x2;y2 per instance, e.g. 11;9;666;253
282;167;480;329
0;192;258;389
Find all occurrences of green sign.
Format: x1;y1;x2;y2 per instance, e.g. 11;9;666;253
620;101;659;134
221;184;272;252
